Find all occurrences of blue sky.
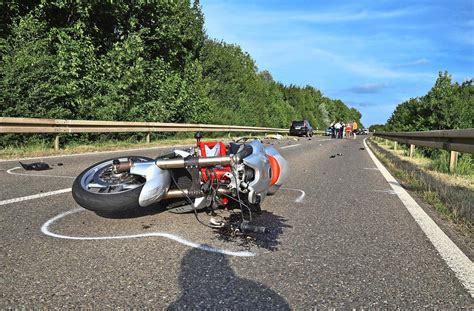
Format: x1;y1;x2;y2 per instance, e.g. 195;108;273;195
200;0;474;126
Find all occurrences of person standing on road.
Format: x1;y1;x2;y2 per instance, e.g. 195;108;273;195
339;122;345;139
345;121;352;138
334;121;342;139
352;121;358;139
330;121;336;138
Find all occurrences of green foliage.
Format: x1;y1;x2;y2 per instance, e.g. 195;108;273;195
386;71;474;132
0;1;361;147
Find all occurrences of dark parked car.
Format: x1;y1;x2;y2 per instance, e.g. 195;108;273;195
325;127;332;136
290;120;313;137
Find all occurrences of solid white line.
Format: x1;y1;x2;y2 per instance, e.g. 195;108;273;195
364;138;474;297
0;188;72;206
281;187;306;203
280;144;301;149
7;167;75;179
41;208;255;257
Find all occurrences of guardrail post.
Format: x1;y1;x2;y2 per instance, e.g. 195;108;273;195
449;151;458;173
146;133;151;144
394;141;398;151
54;135;60;151
409;144;415;157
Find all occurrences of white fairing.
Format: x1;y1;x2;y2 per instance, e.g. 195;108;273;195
130;162;171;207
243;140;272;204
265;146;290;194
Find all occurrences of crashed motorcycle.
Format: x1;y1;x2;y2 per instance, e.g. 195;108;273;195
72;134;289;233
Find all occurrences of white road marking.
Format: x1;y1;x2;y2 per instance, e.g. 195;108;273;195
281;187;306;203
7;166;75;179
280;144;301;149
363;167;380;170
41;208;255;257
372;189;399;195
0;188;72;206
364;138;474;297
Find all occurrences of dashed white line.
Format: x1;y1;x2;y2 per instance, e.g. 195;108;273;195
0;188;72;206
364;138;474;297
41;208;255;257
7;167;75;179
280;144;301;149
363;167;380;170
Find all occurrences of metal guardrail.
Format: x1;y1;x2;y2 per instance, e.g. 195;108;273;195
373;129;474;154
373;128;474;172
0;117;289;134
0;117;295;150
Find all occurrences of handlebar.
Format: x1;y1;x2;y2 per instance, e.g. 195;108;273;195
239;220;270;234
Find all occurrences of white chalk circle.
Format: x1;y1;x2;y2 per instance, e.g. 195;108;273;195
41;208;255;257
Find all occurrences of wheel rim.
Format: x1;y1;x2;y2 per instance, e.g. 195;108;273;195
80;157;150;194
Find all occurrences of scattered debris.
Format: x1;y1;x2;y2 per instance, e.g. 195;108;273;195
57;163;64;166
308;138;312;141
319;144;323;147
359;147;365;150
19;161;51;171
265;134;283;140
337;153;343;156
142;224;151;229
330;155;336;158
292;138;298;141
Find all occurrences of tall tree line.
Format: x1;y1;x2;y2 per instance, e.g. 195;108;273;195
0;1;361;138
382;71;473;132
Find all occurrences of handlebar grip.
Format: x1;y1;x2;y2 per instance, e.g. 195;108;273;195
240;221;270;234
233;145;253;164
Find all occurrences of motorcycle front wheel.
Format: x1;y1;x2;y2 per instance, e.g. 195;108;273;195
72;156;152;213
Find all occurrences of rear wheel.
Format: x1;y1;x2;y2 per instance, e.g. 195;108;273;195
72;156;152;213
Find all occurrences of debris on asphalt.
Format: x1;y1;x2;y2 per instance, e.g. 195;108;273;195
142;224;151;229
19;161;51;171
292;138;298;141
57;163;63;166
359;147;365;150
330;155;336;158
337;153;343;156
265;134;283;140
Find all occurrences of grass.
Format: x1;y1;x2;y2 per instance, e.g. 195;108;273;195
0;132;279;160
367;138;473;239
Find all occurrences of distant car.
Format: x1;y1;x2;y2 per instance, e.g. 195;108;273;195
325;127;332;136
290;120;313;137
360;128;369;135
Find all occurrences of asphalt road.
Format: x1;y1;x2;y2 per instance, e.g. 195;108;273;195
1;136;473;309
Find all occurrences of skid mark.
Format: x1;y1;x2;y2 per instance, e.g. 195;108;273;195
281;187;306;203
7;167;75;179
280;144;301;149
41;208;255;257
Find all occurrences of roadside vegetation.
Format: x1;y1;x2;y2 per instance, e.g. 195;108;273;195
369;71;474;176
0;1;361;151
368;138;473;240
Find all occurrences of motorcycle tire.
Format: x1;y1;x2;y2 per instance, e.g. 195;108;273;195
72;156;152;213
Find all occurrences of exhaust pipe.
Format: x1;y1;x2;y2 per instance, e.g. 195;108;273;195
155;156;232;169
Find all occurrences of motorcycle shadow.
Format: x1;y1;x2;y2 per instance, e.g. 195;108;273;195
215;211;292;252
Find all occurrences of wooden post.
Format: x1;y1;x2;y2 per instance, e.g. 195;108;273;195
394;141;398;151
54;135;60;151
450;151;458;173
409;144;415;157
146;133;151;143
